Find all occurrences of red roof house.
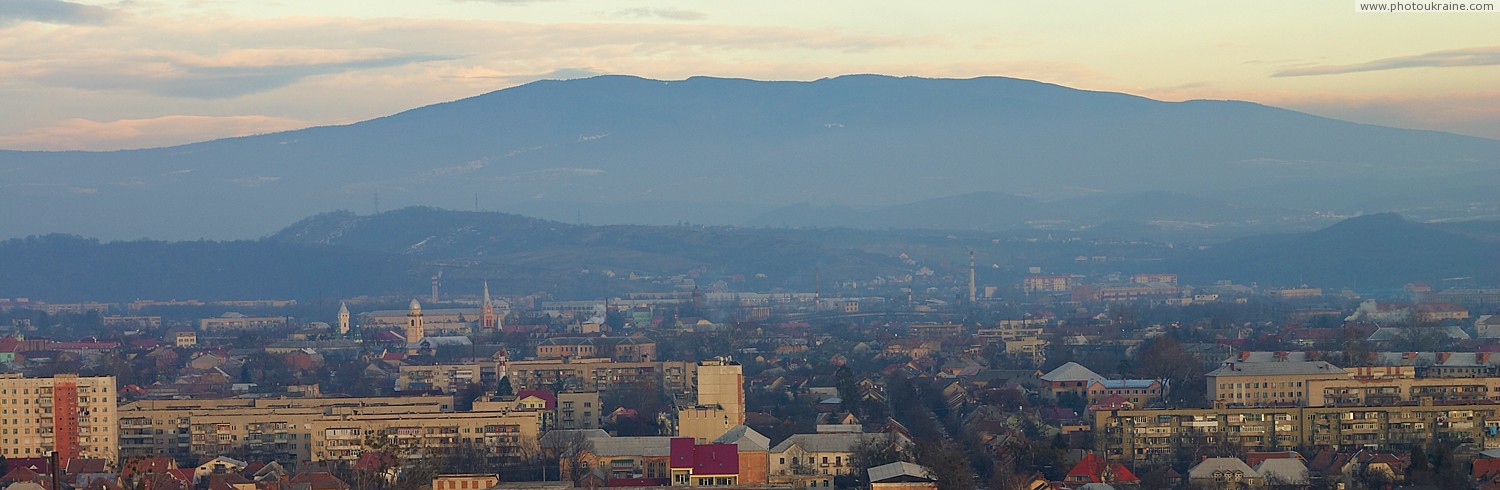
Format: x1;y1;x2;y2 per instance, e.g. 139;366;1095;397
1064;453;1140;484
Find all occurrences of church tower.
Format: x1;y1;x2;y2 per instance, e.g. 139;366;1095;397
337;301;350;336
480;281;498;331
405;298;425;344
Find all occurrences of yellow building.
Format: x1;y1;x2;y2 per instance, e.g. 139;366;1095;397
1207;361;1348;407
504;358;694;394
1095;403;1500;465
678;359;744;442
118;395;454;462
0;374;117;463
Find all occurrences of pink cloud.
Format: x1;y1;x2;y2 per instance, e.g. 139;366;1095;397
0;115;316;151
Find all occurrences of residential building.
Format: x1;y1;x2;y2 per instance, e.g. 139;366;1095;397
770;433;885;477
431;474;498;490
397;362;493;394
1095;403;1500;465
867;462;938;490
117;396;454;462
198;314;286;331
907;324;963;339
0;374;118;463
556;391;601;430
678;359;744;442
535;337;657;362
503;358;694;394
1024;275;1076;294
1208;361;1348;407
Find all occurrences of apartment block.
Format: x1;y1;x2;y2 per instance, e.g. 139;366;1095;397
118;396;453;462
1208;361;1349;406
0;374;118;463
503;358;693;394
1095;403;1500;465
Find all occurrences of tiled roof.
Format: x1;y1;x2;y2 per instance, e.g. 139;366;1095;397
867;462;936;483
713;425;770;452
1188;458;1257;479
1041;362;1103;382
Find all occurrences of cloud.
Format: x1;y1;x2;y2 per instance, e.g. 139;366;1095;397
429;159;488;177
18;49;450;99
612;7;707;21
1273;46;1500;77
1278;91;1500;140
494;167;605;184
447;67;606;83
0;115;314;151
230;176;282;187
0;0;113;27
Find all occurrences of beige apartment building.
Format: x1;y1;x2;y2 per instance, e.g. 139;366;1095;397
504;358;694;394
199;315;287;331
677;359;744;442
1095;403;1500;465
0;374;118;463
1210;361;1500;408
397;362;495;393
1208;361;1349;406
118;396;454;462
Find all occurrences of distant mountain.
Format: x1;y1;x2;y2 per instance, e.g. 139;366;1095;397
1170;213;1500;288
747;190;1306;239
0;234;415;302
3;208;1494;301
270;206;907;294
3;75;1497;240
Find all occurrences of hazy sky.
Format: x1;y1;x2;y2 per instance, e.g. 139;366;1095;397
1;0;1497;150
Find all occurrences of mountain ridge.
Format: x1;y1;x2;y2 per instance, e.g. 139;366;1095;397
3;74;1496;240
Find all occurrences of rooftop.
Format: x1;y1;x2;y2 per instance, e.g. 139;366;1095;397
1208;361;1346;377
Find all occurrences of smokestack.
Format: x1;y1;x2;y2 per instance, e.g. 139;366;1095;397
968;251;977;304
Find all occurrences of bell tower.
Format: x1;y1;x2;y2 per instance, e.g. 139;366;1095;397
337;301;350;336
405;298;425;344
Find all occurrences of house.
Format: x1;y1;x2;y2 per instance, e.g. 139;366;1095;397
867;462;938;490
431;474;498;490
771;433;901;477
1063;453;1139;486
1255;458;1310;488
1188;458;1262;489
1041;362;1102;400
669;437;739;486
713;425;771;485
194;456;249;483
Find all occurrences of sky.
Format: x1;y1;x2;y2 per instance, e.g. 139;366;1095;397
1;0;1497;151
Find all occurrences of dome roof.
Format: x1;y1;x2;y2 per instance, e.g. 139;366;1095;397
408;299;422;312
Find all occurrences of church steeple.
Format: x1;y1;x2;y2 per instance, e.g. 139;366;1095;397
337;301;350;336
481;281;497;331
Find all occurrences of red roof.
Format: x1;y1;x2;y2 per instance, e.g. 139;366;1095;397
515;389;558;410
6;458;52;475
608;478;669;487
1246;451;1301;467
668;438;738;475
1064;453;1139;483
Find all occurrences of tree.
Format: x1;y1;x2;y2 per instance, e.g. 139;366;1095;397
1407;445;1431;485
495;376;515;398
915;438;978;490
834;365;859;415
1136;335;1208;407
539;430;596;484
850;433;909;480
